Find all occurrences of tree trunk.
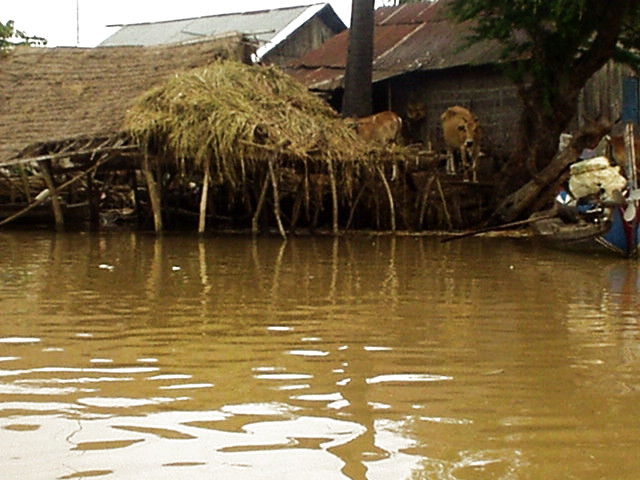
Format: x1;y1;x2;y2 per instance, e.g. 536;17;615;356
492;144;579;223
492;2;627;217
495;81;585;221
503;84;578;188
341;0;374;118
493;115;612;223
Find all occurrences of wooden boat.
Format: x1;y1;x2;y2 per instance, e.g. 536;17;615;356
531;123;640;257
530;206;640;257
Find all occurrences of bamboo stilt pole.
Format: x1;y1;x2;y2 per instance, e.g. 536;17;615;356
345;183;367;231
131;167;142;224
87;172;100;227
377;165;396;232
417;174;436;230
40;159;64;231
20;167;32;203
142;153;163;233
290;185;303;232
327;158;339;234
303;162;311;223
268;158;287;240
435;176;453;230
252;171;270;235
198;157;211;234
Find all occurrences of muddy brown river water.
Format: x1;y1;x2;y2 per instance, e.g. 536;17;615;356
0;230;639;479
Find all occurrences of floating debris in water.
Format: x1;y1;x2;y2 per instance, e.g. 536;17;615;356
0;337;41;344
288;349;330;357
364;345;392;352
98;264;114;271
267;326;293;332
366;373;453;384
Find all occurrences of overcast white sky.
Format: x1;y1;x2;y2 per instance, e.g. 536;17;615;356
3;1;389;48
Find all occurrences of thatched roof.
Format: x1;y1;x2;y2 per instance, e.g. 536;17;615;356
0;34;253;163
126;59;374;175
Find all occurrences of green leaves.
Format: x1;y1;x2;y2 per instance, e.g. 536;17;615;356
1;20;46;53
447;0;640;71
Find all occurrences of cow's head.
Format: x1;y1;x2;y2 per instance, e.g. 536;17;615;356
441;106;480;150
406;101;427;122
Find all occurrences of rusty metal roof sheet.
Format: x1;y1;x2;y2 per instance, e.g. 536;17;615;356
288;0;504;91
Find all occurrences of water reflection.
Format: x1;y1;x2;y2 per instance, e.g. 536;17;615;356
0;231;639;479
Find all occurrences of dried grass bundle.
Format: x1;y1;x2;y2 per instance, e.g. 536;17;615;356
125;59;375;179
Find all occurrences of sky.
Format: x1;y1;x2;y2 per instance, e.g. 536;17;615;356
3;1;376;48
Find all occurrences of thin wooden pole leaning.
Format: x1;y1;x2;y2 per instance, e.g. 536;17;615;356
142;152;163;233
268;157;287;240
252;172;270;235
376;164;396;232
435;175;453;230
417;174;436;230
345;183;366;230
39;159;64;231
19;167;32;203
327;158;339;234
198;156;211;234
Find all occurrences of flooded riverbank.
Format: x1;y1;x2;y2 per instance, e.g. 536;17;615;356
1;231;639;479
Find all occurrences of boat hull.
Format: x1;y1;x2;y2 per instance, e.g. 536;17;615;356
531;208;640;257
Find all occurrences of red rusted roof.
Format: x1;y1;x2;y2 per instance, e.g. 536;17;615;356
287;0;504;91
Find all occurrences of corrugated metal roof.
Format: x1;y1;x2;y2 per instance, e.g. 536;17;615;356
99;3;345;61
288;0;504;91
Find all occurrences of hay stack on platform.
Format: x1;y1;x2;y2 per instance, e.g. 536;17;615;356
126;59;390;235
127;60;372;167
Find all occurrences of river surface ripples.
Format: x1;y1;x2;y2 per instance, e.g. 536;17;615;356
1;230;639;479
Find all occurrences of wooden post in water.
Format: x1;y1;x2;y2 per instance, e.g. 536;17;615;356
417;174;436;230
198;157;211;234
19;166;32;203
130;167;142;225
87;172;100;228
39;159;64;231
327;158;339;234
377;165;396;232
268;158;287;240
142;153;163;233
252;173;270;235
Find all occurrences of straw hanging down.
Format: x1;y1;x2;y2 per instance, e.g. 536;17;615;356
124;59;418;233
125;59;375;175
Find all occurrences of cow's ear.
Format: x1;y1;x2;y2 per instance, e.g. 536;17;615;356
441;108;455;120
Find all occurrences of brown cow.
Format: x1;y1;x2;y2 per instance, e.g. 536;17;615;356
355;111;403;146
441;106;481;182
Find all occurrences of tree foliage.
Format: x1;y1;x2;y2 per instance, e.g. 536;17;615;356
1;20;46;53
449;1;640;91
